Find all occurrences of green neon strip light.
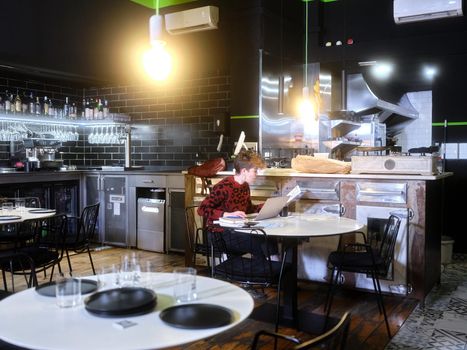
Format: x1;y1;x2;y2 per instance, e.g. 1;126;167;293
433;122;467;126
230;115;259;120
130;0;197;10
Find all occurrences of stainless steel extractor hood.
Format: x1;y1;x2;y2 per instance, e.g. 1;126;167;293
346;73;419;136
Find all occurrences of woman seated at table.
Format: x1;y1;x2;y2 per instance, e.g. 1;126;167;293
198;149;279;260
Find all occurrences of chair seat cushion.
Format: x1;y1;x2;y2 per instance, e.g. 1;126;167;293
328;251;383;271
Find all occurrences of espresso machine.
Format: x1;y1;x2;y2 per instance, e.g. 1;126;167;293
23;139;62;170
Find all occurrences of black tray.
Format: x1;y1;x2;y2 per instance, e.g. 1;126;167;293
28;209;56;214
85;287;157;317
159;303;233;329
35;279;98;297
0;215;21;221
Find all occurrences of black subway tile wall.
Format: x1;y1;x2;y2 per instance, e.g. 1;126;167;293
0;70;232;170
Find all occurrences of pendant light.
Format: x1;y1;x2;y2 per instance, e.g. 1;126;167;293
142;0;172;81
298;0;315;120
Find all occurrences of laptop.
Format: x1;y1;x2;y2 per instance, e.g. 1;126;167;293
247;196;289;221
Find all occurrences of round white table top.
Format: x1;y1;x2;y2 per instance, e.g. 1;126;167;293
0;207;56;224
0;273;254;350
240;213;365;237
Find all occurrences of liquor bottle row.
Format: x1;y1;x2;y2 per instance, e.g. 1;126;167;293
0;90;111;120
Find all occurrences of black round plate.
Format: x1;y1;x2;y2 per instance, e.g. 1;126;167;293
35;279;98;297
159;303;233;329
28;209;56;214
85;287;157;317
0;215;21;221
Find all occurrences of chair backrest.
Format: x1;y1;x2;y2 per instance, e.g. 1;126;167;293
368;214;401;275
185;205;201;251
37;214;68;254
77;203;100;244
295;312;351;350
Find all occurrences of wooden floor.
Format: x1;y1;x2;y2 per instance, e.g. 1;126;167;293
2;247;418;350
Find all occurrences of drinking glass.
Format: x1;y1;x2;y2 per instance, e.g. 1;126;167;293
2;202;14;213
173;267;197;303
56;277;82;308
97;264;120;290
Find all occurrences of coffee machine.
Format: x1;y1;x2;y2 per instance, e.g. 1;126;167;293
23;139;62;170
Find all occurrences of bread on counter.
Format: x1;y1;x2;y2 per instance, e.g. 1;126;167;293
291;155;351;174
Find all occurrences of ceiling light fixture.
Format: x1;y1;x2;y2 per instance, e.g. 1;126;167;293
142;0;172;81
423;65;438;80
298;0;316;121
370;62;394;80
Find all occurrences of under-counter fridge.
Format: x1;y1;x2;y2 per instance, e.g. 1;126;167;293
137;198;165;252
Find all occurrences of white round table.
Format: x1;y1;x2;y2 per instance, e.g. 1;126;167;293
0;207;56;224
0;273;254;350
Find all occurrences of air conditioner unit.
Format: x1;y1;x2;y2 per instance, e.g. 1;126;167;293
165;6;219;35
394;0;463;24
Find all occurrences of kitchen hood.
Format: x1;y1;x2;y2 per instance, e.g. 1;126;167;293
346;73;419;137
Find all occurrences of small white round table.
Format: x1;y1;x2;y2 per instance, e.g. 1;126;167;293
0;273;254;350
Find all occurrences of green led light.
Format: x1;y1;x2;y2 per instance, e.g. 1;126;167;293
433;121;467;126
230;115;259;120
130;0;197;10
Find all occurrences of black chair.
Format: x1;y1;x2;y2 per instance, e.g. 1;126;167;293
208;226;288;331
63;203;100;275
185;205;211;269
251;312;351;350
0;250;36;294
325;215;401;337
1;214;67;289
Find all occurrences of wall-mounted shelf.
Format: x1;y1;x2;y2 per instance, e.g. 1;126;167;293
0;112;129;127
0;112;130;143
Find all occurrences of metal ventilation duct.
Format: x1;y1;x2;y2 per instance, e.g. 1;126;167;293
346;73;419;137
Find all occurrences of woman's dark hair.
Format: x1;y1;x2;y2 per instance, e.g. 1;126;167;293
233;150;265;174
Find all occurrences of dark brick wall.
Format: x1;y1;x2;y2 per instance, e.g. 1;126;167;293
0;70;232;170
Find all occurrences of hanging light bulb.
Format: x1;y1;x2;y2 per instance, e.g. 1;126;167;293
298;0;316;121
142;2;172;81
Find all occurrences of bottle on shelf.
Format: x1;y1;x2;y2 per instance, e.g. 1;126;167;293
70;102;77;119
103;99;109;119
35;96;42;115
21;91;28;114
85;98;93;120
48;98;55;117
63;97;70;118
28;92;35;115
14;90;21;113
9;94;15;113
4;90;11;113
96;98;104;119
43;96;50;116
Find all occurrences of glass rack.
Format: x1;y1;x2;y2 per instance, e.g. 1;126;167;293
0;112;130;143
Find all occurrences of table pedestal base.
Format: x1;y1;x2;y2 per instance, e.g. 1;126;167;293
250;303;339;335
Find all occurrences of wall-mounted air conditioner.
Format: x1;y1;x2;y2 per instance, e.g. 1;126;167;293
165;6;219;35
394;0;463;24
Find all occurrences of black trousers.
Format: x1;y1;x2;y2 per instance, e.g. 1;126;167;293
208;228;279;259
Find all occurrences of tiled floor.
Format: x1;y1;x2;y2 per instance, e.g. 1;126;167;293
386;262;467;350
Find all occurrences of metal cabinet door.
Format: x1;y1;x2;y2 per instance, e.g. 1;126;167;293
167;189;186;252
85;175;103;243
102;175;128;246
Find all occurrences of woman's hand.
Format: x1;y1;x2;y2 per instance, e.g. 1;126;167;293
223;211;246;218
